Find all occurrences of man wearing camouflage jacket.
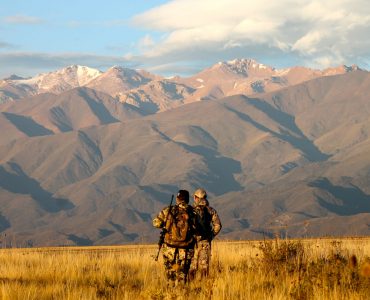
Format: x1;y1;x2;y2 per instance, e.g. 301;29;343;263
189;188;222;279
152;190;196;286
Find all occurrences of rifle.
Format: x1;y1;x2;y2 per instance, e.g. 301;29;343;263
155;194;174;261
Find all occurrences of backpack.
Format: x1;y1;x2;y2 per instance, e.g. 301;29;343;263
164;205;194;248
195;205;213;240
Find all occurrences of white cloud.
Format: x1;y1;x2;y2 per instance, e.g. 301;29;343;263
131;0;370;69
3;15;44;25
138;35;155;50
234;18;279;38
292;30;327;54
313;56;339;68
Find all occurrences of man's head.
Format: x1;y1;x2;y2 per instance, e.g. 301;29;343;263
193;188;207;202
176;189;190;204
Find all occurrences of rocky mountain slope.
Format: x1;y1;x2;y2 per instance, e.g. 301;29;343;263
0;63;369;246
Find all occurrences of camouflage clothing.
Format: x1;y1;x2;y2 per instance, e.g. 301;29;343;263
153;201;196;284
161;244;194;283
189;198;221;278
193;198;222;241
189;239;211;278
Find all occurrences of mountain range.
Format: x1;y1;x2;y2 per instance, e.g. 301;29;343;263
0;59;369;246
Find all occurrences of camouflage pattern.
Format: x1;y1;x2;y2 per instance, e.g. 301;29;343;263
193;198;222;240
189;239;211;279
161;244;194;284
153;201;196;284
189;197;222;279
153;205;172;229
153;201;191;229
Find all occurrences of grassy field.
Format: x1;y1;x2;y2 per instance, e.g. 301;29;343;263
0;238;369;299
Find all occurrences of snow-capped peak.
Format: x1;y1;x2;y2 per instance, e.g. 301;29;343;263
12;65;102;93
214;58;275;76
57;65;102;86
228;58;273;70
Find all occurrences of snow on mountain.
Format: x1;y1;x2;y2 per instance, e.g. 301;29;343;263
1;70;370;245
224;58;275;75
208;58;276;77
189;59;278;83
15;65;102;94
173;59;365;104
0;59;365;108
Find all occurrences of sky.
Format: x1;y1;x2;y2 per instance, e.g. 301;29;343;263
0;0;369;78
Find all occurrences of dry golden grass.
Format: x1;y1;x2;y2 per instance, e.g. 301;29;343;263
0;238;369;299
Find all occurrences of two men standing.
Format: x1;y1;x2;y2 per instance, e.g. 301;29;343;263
152;188;222;285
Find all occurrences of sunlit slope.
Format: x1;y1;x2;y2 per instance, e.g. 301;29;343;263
0;71;369;245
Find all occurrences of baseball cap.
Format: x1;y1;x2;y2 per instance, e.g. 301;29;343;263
193;188;207;199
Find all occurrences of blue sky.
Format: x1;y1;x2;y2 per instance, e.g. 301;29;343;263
1;0;369;78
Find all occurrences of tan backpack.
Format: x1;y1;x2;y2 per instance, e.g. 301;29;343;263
164;205;194;248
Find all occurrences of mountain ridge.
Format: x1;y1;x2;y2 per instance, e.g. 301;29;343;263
0;64;369;246
1;59;364;109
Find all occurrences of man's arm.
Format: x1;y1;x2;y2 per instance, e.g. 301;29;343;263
210;208;222;237
152;207;170;228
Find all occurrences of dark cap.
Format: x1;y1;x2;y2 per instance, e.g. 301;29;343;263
177;190;190;203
